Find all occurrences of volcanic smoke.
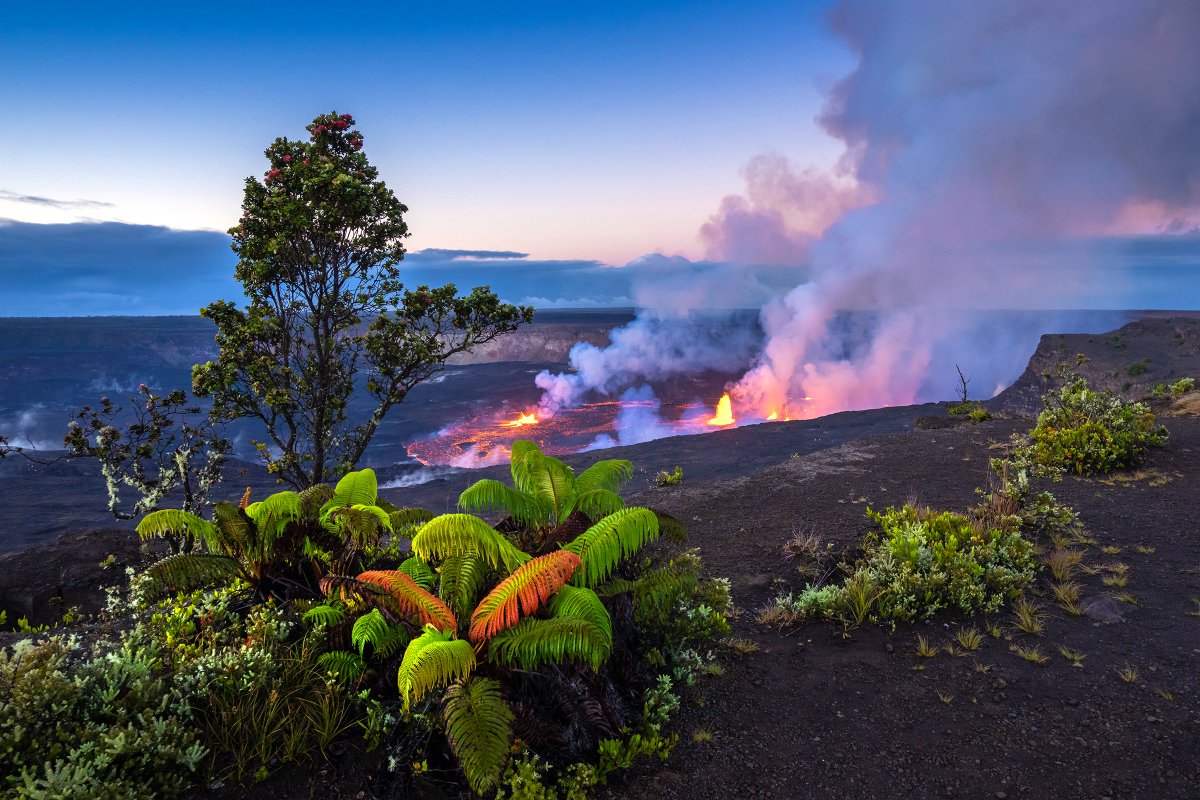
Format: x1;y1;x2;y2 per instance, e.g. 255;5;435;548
527;0;1200;439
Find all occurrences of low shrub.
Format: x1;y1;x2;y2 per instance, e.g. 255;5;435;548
655;466;684;486
947;401;991;421
0;635;205;800
1170;377;1195;395
1027;378;1167;474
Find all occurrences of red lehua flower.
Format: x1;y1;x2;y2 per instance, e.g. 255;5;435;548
355;171;365;178
303;158;310;164
316;125;327;133
336;120;347;129
266;169;281;179
283;155;292;163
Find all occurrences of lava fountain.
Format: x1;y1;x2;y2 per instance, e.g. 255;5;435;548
404;391;806;468
707;393;735;426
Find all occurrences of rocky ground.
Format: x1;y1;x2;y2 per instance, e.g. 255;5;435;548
2;316;1199;799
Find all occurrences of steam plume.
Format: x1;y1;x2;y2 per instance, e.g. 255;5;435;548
540;0;1200;427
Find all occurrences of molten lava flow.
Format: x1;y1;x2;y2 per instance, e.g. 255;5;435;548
707;393;735;426
502;411;539;428
766;411;778;421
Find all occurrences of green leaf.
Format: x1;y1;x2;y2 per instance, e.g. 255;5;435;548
443;677;514;796
458;479;547;527
564;507;660;588
412;514;530;574
329;468;378;508
398;557;436;591
397;625;476;713
136;509;217;544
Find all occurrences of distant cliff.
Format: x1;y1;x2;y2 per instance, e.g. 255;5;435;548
992;316;1200;415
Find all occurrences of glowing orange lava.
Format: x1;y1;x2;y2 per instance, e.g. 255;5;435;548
707;393;735;426
502;411;539;428
766;411;778;421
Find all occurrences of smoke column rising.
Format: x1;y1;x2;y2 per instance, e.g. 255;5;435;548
541;0;1200;429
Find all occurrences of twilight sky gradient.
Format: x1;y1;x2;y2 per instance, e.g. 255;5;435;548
2;1;845;263
2;1;1198;316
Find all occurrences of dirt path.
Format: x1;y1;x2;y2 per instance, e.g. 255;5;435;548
606;415;1200;800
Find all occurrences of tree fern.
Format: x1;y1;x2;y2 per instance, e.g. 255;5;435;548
457;479;547;527
141;552;240;595
412;514;530;574
358;570;458;632
599;563;697;616
323;504;392;547
443;677;514;796
437;553;488;624
524;453;576;524
570;488;625;521
389;507;435;534
547;585;613;644
398;557;436;591
573;458;633;496
397;625;476;712
468;550;581;644
325;467;379;510
208;502;253;557
653;510;688;544
317;650;366;683
244;490;303;550
298;483;334;517
352;608;409;659
302;602;348;627
564;507;660;588
486;616;611;671
136;509;216;544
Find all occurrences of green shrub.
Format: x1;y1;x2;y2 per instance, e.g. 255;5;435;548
1170;377;1196;395
1028;378;1167;474
1127;361;1148;376
655;465;684;486
860;505;1037;622
0;636;205;800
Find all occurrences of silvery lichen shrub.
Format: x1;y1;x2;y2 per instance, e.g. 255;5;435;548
1028;377;1168;475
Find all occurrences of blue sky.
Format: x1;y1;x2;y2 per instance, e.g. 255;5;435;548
2;1;1198;317
2;1;845;261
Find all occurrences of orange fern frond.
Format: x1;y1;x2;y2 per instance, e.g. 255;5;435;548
239;486;252;509
359;570;459;632
468;550;581;645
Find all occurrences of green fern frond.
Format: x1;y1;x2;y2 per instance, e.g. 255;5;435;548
389;507;435;534
303;602;348;627
487;616;612;671
352;608;410;659
323;504;392;547
298;483;334;517
136;509;217;544
547;585;613;643
612;563;698;616
443;677;514;796
437;553;488;624
569;488;625;521
653;510;688;544
458;479;547;527
398;557;437;590
397;625;476;712
412;514;530;574
317;650;366;683
574;458;633;495
209;502;253;556
245;490;303;550
327;467;379;509
141;552;240;596
564;507;660;588
525;454;576;524
468;551;581;644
